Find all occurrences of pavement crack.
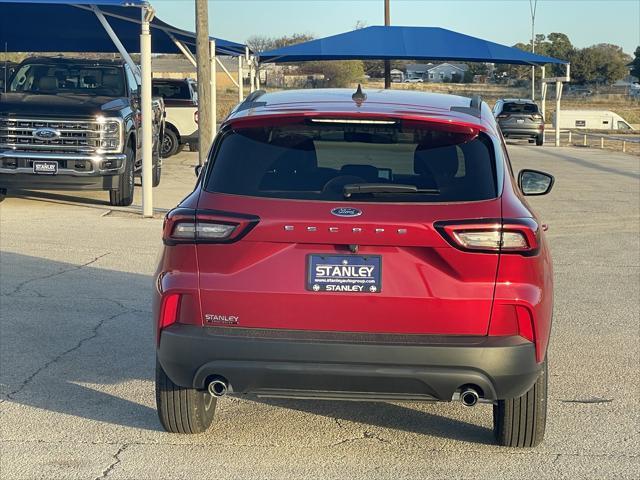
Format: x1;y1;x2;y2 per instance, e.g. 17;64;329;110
561;397;614;404
2;309;133;403
7;252;110;296
95;443;130;480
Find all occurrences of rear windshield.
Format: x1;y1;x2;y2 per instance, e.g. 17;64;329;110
502;102;539;114
9;63;125;96
205;121;497;203
152;80;191;100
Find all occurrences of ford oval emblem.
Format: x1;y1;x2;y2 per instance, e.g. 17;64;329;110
33;128;61;140
331;207;362;217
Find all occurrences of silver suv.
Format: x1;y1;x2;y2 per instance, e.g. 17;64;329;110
493;99;544;146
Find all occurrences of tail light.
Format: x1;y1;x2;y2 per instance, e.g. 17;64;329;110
194;110;199;124
435;218;540;255
160;293;181;330
497;114;510;120
163;208;259;245
489;304;535;342
532;113;543;121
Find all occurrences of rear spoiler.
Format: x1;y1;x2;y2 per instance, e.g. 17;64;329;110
450;95;482;119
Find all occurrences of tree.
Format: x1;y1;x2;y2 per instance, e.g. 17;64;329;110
246;35;275;53
571;43;631;84
302;60;365;87
630;46;640;79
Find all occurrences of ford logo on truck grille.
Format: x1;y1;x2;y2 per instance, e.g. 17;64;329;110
33;128;61;140
331;207;362;217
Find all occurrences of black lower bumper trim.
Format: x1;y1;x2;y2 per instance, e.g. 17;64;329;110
0;173;119;191
157;325;542;401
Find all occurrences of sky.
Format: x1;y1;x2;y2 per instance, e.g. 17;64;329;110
152;0;640;55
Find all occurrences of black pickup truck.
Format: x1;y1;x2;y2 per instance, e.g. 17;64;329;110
0;57;164;206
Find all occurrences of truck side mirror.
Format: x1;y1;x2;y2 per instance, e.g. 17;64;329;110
195;164;205;177
518;169;554;196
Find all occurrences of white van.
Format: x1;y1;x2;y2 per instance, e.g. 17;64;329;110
553;110;634;130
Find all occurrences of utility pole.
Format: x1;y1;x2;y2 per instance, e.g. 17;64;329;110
384;0;391;89
529;0;537;100
195;0;212;166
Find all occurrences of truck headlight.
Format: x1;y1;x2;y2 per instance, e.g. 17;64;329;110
96;117;123;153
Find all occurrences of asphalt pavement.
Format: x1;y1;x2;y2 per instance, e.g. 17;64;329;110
0;143;638;479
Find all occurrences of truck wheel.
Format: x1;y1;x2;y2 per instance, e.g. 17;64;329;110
536;134;544;146
161;129;179;158
109;147;135;207
493;359;548;448
155;359;217;434
152;162;161;188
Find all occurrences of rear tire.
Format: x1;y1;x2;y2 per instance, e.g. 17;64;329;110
155;359;217;434
161;128;180;158
109;147;135;207
152;162;161;188
536;134;544;146
493;359;548;447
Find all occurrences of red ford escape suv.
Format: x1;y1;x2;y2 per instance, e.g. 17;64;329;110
154;88;555;447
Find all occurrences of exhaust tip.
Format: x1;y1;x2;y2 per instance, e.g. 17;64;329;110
207;378;228;397
460;388;480;407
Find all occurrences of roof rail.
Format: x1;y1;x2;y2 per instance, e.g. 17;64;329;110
234;90;267;112
450;95;482;119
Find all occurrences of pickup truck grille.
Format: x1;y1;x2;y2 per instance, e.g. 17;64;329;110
0;116;118;153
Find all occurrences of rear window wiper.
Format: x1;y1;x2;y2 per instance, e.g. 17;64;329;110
343;183;440;198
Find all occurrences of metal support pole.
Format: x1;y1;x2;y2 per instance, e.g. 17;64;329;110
210;40;217;137
238;55;244;102
530;0;537;100
215;57;239;87
195;0;212;167
583;134;587;146
568;130;572;144
93;6;140;78
249;56;256;93
601;137;604;149
384;0;391;89
540;66;546;118
622;141;626;153
140;7;154;218
168;33;197;67
555;81;562;147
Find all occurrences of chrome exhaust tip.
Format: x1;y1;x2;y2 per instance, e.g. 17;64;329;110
207;378;228;397
460;388;480;407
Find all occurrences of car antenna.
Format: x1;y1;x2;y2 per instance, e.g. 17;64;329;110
352;84;366;105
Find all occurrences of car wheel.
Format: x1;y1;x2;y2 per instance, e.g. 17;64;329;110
152;162;162;188
109;147;135;207
155;359;217;434
536;135;544;146
493;358;548;447
161;129;180;158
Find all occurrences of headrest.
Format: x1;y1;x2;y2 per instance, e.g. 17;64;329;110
271;136;317;174
340;164;379;182
414;144;460;178
38;76;58;91
102;74;122;90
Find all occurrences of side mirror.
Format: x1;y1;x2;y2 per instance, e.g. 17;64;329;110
194;164;204;177
518;169;554;196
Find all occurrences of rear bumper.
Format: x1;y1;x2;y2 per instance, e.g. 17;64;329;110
499;126;544;138
157;325;543;401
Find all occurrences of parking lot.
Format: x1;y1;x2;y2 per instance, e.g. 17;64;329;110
0;144;638;479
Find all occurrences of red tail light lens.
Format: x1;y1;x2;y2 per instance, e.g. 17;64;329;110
435;219;540;254
160;293;181;330
489;304;535;342
163;208;259;245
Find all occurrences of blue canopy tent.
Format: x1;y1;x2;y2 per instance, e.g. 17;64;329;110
0;0;251;215
259;26;567;66
260;25;570;147
0;1;247;56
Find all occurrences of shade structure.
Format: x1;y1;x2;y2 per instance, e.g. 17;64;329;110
259;26;567;66
0;0;247;56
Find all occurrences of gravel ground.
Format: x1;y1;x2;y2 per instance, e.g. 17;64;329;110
0;144;638;479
